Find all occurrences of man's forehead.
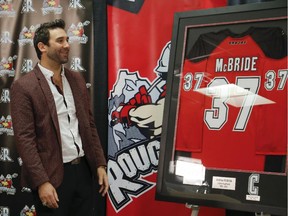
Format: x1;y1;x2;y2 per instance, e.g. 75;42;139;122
49;28;67;39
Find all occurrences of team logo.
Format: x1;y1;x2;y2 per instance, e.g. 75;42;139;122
68;0;85;9
67;21;90;44
0;173;17;195
18;25;38;46
107;42;170;211
70;57;86;72
107;0;144;14
21;0;36;14
21;59;34;73
41;0;63;15
0;115;13;136
0;31;13;44
0;206;10;216
20;205;36;216
0;0;15;17
0;89;10;103
0;147;13;162
0;56;16;77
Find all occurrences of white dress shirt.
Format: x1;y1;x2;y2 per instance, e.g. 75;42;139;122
38;63;84;163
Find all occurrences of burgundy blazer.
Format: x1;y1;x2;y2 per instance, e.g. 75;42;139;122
10;65;106;190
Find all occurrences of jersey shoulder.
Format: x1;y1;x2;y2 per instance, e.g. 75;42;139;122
250;27;287;59
187;27;287;63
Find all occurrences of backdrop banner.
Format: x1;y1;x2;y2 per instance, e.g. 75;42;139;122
106;1;226;216
0;0;98;215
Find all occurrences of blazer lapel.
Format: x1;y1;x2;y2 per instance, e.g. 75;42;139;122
64;70;84;121
33;65;62;145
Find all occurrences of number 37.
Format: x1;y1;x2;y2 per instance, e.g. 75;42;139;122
183;69;287;131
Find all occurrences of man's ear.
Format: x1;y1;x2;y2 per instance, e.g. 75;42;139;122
37;42;46;53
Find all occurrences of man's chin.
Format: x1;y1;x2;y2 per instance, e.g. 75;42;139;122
60;58;69;64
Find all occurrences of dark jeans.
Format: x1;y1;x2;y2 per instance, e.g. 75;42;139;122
33;157;94;216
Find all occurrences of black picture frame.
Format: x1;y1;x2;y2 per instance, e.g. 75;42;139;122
156;1;287;215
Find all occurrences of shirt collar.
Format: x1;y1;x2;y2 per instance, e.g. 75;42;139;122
38;63;65;80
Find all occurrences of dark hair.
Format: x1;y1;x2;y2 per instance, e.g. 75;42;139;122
33;19;66;60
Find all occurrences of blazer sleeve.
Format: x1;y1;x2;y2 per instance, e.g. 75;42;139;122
79;74;107;168
88;104;107;167
10;79;50;189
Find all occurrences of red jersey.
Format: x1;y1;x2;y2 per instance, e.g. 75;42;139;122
174;27;287;171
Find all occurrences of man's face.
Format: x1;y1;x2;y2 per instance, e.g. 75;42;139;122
46;28;70;64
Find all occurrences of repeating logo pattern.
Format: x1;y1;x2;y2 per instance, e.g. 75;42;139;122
0;56;16;77
0;115;13;136
0;206;10;216
0;89;10;103
21;0;36;14
20;205;36;216
18;25;38;46
21;59;35;74
0;173;17;195
0;147;13;162
68;21;90;44
0;0;16;17
42;0;63;15
0;31;13;44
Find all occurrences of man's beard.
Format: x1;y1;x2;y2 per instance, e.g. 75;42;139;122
47;49;69;64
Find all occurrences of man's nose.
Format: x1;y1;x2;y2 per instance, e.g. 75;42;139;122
64;40;70;48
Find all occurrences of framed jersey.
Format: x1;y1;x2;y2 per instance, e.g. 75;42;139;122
156;1;287;215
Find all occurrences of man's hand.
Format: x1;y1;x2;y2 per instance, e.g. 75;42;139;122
97;166;109;196
38;182;59;209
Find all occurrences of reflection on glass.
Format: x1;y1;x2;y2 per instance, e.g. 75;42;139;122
175;157;206;185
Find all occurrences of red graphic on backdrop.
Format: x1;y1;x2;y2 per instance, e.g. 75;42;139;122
107;42;170;211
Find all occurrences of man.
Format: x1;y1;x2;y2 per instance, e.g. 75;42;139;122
10;19;108;215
